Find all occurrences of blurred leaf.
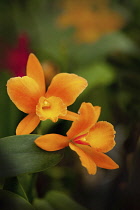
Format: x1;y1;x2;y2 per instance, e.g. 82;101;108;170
70;32;139;65
0;135;63;177
17;174;37;203
86;87;114;122
77;62;116;90
0;190;34;210
17;174;33;196
70;62;116;116
0;71;21;138
3;177;28;201
46;190;87;210
33;198;53;210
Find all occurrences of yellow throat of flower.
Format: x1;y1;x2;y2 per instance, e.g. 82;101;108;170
36;96;67;122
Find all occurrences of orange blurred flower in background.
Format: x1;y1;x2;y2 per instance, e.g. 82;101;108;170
57;0;125;43
7;53;88;135
35;102;119;175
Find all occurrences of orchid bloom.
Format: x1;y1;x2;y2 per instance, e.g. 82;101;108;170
57;0;125;43
7;54;87;135
35;102;119;175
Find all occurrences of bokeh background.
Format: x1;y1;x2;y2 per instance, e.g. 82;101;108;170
0;0;140;209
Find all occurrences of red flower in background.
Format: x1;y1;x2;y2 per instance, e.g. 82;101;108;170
0;34;30;76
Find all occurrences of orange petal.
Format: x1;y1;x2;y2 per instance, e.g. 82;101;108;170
46;73;88;106
36;96;67;122
35;134;69;151
92;149;119;170
67;103;101;139
77;144;119;170
94;106;101;122
7;76;42;113
16;113;40;135
26;53;46;95
69;143;97;175
87;121;116;153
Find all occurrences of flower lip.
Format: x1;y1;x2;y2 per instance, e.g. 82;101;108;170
72;133;90;146
36;96;67;122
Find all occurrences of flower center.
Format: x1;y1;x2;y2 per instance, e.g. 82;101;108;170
73;133;90;146
42;99;51;109
36;96;67;122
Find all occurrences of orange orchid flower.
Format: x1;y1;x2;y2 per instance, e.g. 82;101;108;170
35;102;119;175
57;0;125;43
7;53;88;135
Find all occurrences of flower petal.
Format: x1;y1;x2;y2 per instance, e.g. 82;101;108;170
91;149;119;169
67;103;101;139
69;143;97;175
77;144;119;170
46;73;88;106
26;53;46;95
87;121;116;153
35;134;69;151
7;76;42;113
36;96;67;122
16;113;40;135
94;106;101;122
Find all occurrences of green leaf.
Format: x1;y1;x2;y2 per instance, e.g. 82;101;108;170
0;190;34;210
3;177;28;201
46;190;87;210
17;174;37;203
33;198;54;210
0;135;63;177
70;32;139;65
77;62;116;90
